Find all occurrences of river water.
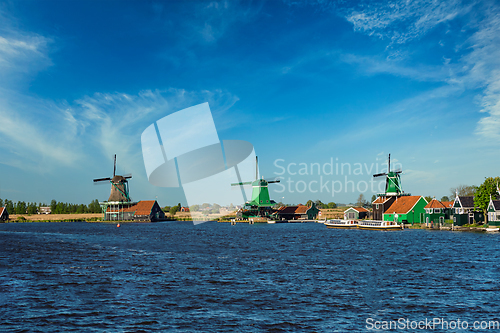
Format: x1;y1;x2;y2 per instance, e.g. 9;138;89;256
1;222;500;332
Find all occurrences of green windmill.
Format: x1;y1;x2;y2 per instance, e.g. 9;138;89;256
373;154;410;197
231;156;280;218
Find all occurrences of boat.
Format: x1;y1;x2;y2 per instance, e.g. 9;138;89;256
357;220;402;230
485;227;499;232
325;219;358;228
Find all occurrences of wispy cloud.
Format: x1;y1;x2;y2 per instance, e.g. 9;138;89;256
338;0;500;140
345;0;471;46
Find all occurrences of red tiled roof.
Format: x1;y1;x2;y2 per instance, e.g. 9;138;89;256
373;197;389;204
441;201;453;208
0;207;5;216
352;207;369;212
295;205;310;214
424;199;446;209
385;196;423;214
106;200;156;216
124;200;156;215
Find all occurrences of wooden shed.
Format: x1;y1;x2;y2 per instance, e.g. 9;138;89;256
343;207;369;220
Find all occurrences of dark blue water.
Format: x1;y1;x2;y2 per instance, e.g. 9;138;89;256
1;222;500;332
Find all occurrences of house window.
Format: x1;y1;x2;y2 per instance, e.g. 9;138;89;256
434;208;441;213
376;204;379;209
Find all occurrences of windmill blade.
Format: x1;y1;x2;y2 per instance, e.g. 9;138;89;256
231;181;253;186
394;169;402;174
373;173;387;178
113;154;117;177
123;173;132;179
93;177;112;183
266;179;281;183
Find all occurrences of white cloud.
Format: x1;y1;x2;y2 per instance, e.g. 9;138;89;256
345;0;470;45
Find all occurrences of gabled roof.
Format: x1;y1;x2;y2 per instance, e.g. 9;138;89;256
456;196;474;208
0;207;5;216
124;200;156;215
424;199;446;209
373;197;390;204
441;201;453;208
345;206;369;213
490;200;500;211
385;196;424;214
107;200;157;216
276;204;313;215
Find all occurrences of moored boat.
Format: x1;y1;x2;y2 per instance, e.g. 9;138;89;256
357;220;402;230
325;219;358;228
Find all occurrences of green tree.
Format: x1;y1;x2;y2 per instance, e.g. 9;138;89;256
189;204;199;212
0;198;3;207
474;176;500;221
162;206;171;212
314;200;325;209
306;200;313;207
371;195;376;203
440;196;450;202
201;203;211;209
327;202;337;209
50;199;57;214
424;196;433;203
169;206;179;215
5;199;14;213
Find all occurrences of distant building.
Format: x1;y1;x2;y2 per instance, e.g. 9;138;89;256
103;200;165;222
452;196;484;225
383;196;427;224
0;207;9;221
343;207;369;220
180;207;190;212
38;207;51;214
274;203;319;220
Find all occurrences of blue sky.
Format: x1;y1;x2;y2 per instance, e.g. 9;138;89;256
1;0;499;207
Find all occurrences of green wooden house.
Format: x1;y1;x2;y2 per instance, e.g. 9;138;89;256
452;196;484;226
424;199;452;226
383;196;427;224
487;198;500;226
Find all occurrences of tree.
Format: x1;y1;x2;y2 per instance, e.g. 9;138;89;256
50;199;57;214
201;203;211;209
16;201;27;214
440;196;450;202
314;200;325;209
306;200;313;207
189;204;199;212
474;176;500;221
327;202;337;209
162;206;171;212
0;198;3;207
424;196;433;203
371;195;376;203
450;185;477;198
169;206;179;215
356;194;366;207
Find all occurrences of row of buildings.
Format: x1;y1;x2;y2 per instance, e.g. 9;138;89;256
342;193;499;226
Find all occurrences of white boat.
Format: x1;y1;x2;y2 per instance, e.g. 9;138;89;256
325;219;358;228
357;220;402;230
485;227;499;232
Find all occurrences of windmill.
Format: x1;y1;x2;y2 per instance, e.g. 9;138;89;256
373;154;408;197
231;156;280;218
93;155;132;202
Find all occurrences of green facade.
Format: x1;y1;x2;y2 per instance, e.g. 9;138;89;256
383;197;427;224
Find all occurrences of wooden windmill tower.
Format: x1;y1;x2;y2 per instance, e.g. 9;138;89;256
231;156;280;218
93;155;133;221
93;155;132;202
